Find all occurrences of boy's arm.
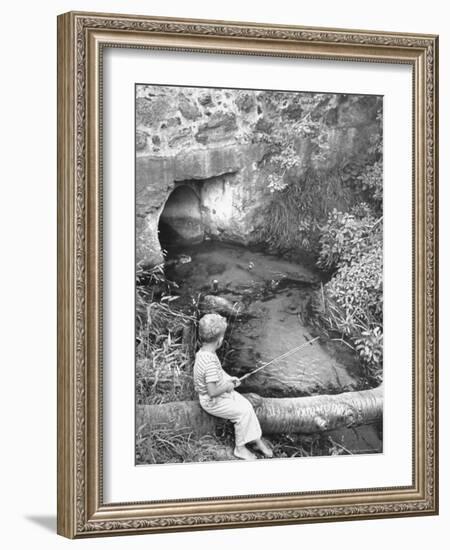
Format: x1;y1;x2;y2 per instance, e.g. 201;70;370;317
206;379;234;397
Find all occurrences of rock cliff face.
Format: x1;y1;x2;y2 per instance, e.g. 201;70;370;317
136;85;381;266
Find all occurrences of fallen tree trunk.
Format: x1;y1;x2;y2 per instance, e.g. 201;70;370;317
137;386;383;436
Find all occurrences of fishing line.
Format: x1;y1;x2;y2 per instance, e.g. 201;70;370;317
238;336;320;381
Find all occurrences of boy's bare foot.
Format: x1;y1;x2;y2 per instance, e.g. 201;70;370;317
253;438;274;458
234;445;257;460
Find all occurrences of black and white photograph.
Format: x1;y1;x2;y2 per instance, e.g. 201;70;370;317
135;83;383;465
0;0;443;544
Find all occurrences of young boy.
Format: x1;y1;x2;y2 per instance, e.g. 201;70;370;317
193;313;273;460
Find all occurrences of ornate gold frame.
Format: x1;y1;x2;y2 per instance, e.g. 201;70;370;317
57;11;439;538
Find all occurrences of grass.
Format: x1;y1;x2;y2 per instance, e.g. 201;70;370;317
135;425;361;465
136;425;236;465
255;168;353;255
136;262;200;406
135;302;198;405
136;339;195;405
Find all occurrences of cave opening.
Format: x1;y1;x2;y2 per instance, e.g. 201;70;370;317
158;184;204;251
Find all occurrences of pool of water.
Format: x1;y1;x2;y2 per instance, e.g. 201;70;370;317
163;239;382;455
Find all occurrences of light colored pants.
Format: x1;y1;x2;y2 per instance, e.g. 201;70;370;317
199;390;262;447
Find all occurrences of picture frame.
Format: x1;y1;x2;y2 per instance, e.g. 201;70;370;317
57;10;439;538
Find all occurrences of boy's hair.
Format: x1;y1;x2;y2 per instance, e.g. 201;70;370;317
198;313;227;343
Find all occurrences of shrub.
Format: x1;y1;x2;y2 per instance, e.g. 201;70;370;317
354;326;383;376
356;160;383;211
317;208;381;271
324;243;383;328
316;241;383;383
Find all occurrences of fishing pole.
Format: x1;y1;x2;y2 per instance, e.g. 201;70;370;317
238;336;320;381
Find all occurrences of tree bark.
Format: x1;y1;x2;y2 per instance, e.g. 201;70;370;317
137;386;382;436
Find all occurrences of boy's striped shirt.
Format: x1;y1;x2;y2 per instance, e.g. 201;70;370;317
193;349;223;395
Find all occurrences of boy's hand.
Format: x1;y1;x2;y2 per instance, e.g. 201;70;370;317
230;376;241;388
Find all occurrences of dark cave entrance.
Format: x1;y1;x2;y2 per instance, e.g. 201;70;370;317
158;184;204;251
